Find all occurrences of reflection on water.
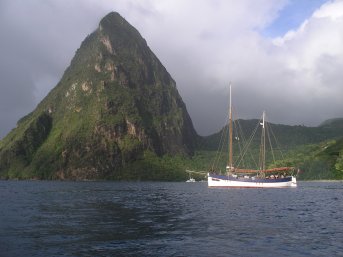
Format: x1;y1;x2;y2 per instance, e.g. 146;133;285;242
0;181;343;256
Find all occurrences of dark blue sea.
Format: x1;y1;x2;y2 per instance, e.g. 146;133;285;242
0;181;342;257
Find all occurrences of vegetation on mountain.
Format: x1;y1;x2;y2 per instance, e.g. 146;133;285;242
191;119;343;180
174;119;343;181
271;137;343;180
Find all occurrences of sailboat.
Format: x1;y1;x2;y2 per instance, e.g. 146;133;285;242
207;85;297;188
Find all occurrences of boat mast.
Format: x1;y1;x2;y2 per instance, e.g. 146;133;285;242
229;84;233;172
261;111;266;172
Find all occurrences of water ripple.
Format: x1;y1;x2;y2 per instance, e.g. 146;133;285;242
0;181;343;256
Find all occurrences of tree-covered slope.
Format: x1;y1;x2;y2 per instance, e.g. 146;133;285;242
193;118;343;179
270;137;343;180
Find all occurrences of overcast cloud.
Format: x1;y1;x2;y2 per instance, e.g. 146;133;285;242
0;0;342;137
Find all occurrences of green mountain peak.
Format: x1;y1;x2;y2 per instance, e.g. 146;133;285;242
0;12;198;180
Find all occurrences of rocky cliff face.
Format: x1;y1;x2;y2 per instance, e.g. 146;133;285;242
0;12;198;180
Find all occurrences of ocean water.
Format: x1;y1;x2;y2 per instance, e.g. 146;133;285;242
0;180;342;257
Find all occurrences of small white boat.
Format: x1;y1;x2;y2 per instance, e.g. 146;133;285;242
186;178;196;182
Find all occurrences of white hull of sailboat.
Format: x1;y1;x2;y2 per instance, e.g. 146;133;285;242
208;173;297;188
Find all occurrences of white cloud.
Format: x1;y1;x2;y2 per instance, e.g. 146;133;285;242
274;0;343;95
314;0;343;19
268;0;343;124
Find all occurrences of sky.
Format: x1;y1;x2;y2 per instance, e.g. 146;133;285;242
0;0;343;137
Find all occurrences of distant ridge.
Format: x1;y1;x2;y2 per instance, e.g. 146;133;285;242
319;118;343;128
199;118;343;151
